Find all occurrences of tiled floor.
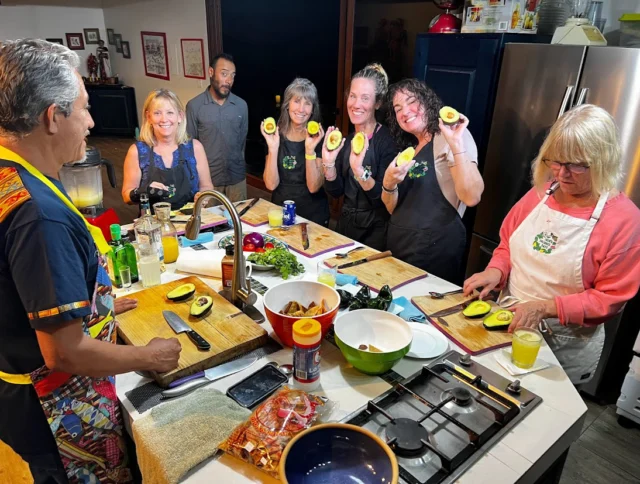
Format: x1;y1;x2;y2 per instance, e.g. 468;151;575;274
89;136;640;483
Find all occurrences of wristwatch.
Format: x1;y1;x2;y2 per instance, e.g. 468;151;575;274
354;166;372;182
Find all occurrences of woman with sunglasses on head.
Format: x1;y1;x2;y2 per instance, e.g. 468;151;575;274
464;105;640;385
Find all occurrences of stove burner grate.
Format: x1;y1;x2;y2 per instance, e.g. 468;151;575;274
385;418;430;457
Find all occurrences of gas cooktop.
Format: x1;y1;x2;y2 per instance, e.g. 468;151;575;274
342;350;542;484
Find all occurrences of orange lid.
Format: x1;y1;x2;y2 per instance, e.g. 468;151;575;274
293;318;321;339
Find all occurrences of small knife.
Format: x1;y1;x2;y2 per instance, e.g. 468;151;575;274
336;250;392;269
162;310;211;351
237;198;259;217
429;296;480;318
162;356;257;398
300;222;310;250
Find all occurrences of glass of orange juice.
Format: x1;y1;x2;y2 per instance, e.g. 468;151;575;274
511;328;543;369
162;236;179;264
317;261;337;287
268;208;284;227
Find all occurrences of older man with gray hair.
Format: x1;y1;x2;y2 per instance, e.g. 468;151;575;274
0;39;181;483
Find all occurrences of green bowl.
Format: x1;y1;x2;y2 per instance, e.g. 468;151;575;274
334;309;413;375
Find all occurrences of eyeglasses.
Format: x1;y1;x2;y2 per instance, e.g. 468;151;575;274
543;159;590;174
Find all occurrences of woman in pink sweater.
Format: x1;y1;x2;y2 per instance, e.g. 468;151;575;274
464;105;640;384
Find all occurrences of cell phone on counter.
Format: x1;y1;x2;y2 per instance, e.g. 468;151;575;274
226;363;289;408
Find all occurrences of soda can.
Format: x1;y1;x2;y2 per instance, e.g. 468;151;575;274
283;200;296;226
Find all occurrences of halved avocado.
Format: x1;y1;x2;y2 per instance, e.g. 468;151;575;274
326;129;343;151
166;283;196;301
483;310;514;331
396;146;416;166
307;121;320;136
462;300;492;318
352;132;366;155
439;106;460;125
264;117;277;134
190;295;213;317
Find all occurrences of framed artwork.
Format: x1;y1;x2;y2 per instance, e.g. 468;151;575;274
122;41;131;59
65;33;84;50
83;28;100;45
141;31;170;81
46;38;64;45
114;34;123;53
107;29;115;45
180;39;205;79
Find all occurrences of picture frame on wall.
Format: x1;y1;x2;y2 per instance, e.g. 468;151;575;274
180;39;205;80
107;29;115;45
141;31;170;81
122;41;131;59
83;28;101;45
65;33;84;50
114;34;123;53
46;38;64;45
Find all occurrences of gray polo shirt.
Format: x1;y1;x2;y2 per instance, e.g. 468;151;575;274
186;88;248;186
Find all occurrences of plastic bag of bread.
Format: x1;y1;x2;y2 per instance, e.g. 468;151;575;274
219;387;334;478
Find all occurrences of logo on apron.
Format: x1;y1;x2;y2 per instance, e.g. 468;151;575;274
532;231;559;254
282;155;297;170
408;161;428;179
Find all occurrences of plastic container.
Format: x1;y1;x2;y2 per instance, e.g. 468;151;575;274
620;14;640;48
292;319;322;391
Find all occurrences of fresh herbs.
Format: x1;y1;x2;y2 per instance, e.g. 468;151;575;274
248;248;305;279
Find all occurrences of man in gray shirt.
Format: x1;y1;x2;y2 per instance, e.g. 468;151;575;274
186;53;248;201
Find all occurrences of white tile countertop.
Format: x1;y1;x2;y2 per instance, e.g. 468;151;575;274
114;204;587;483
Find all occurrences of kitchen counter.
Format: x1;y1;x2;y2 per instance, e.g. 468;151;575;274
115;204;586;483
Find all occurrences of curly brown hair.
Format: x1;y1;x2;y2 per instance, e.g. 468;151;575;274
386;79;443;149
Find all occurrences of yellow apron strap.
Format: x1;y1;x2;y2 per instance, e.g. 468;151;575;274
0;370;31;385
0;145;111;255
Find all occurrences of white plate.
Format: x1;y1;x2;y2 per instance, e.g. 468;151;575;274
406;322;449;359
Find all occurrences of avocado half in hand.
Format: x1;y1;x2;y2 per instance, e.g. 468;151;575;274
352;132;366;155
483;310;514;331
439;106;460;125
264;117;277;135
307;121;320;136
462;300;491;318
396;146;416;166
326;129;343;151
190;295;213;317
166;283;196;301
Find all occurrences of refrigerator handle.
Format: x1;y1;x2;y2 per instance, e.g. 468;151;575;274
575;87;589;106
558;85;575;119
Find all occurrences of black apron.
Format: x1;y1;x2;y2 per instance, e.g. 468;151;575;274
271;138;329;226
139;144;195;210
337;126;389;251
387;141;466;283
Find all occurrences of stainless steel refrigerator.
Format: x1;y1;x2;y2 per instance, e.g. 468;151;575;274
467;43;640;400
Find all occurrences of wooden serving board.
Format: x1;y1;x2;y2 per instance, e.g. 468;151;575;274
116;276;268;387
172;209;227;236
411;293;512;355
239;198;282;227
267;222;353;257
324;247;428;292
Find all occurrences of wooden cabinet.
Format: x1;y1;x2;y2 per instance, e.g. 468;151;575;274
86;85;138;137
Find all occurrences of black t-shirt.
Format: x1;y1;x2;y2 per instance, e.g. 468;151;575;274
0;161;96;457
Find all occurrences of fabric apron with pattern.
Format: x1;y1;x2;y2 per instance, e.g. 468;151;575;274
499;183;609;384
139;144;195;210
337;125;388;251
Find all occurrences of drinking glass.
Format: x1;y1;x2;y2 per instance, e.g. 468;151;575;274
511;328;543;369
119;265;132;289
317;261;337;288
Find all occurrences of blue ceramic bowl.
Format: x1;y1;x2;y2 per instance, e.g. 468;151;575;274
280;423;399;484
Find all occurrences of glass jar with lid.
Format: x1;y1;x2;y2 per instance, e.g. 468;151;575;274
153;202;179;264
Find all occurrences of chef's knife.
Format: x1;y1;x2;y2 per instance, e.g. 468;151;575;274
300;222;310;250
336;250;392;269
429;296;480;318
162;356;258;398
237;198;259;218
162;310;211;351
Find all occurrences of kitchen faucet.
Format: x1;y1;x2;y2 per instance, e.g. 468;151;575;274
185;191;264;323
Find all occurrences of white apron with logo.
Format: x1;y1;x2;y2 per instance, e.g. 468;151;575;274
499;184;608;384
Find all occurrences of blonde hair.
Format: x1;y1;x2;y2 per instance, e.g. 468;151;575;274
277;78;321;137
139;89;189;146
352;63;389;105
532;104;622;196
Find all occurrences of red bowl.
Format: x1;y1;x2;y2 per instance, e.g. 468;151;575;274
263;281;340;347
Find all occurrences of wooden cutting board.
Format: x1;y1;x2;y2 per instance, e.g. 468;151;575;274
324;248;428;292
116;276;268;387
240;198;282;227
411;294;512;355
172;209;227;236
267;222;353;257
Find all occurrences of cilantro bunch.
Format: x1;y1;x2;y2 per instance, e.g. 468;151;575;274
248;248;305;279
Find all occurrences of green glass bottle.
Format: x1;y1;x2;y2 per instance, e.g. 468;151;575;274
108;224;139;287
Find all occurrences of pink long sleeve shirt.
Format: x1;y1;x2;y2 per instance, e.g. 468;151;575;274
487;186;640;326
